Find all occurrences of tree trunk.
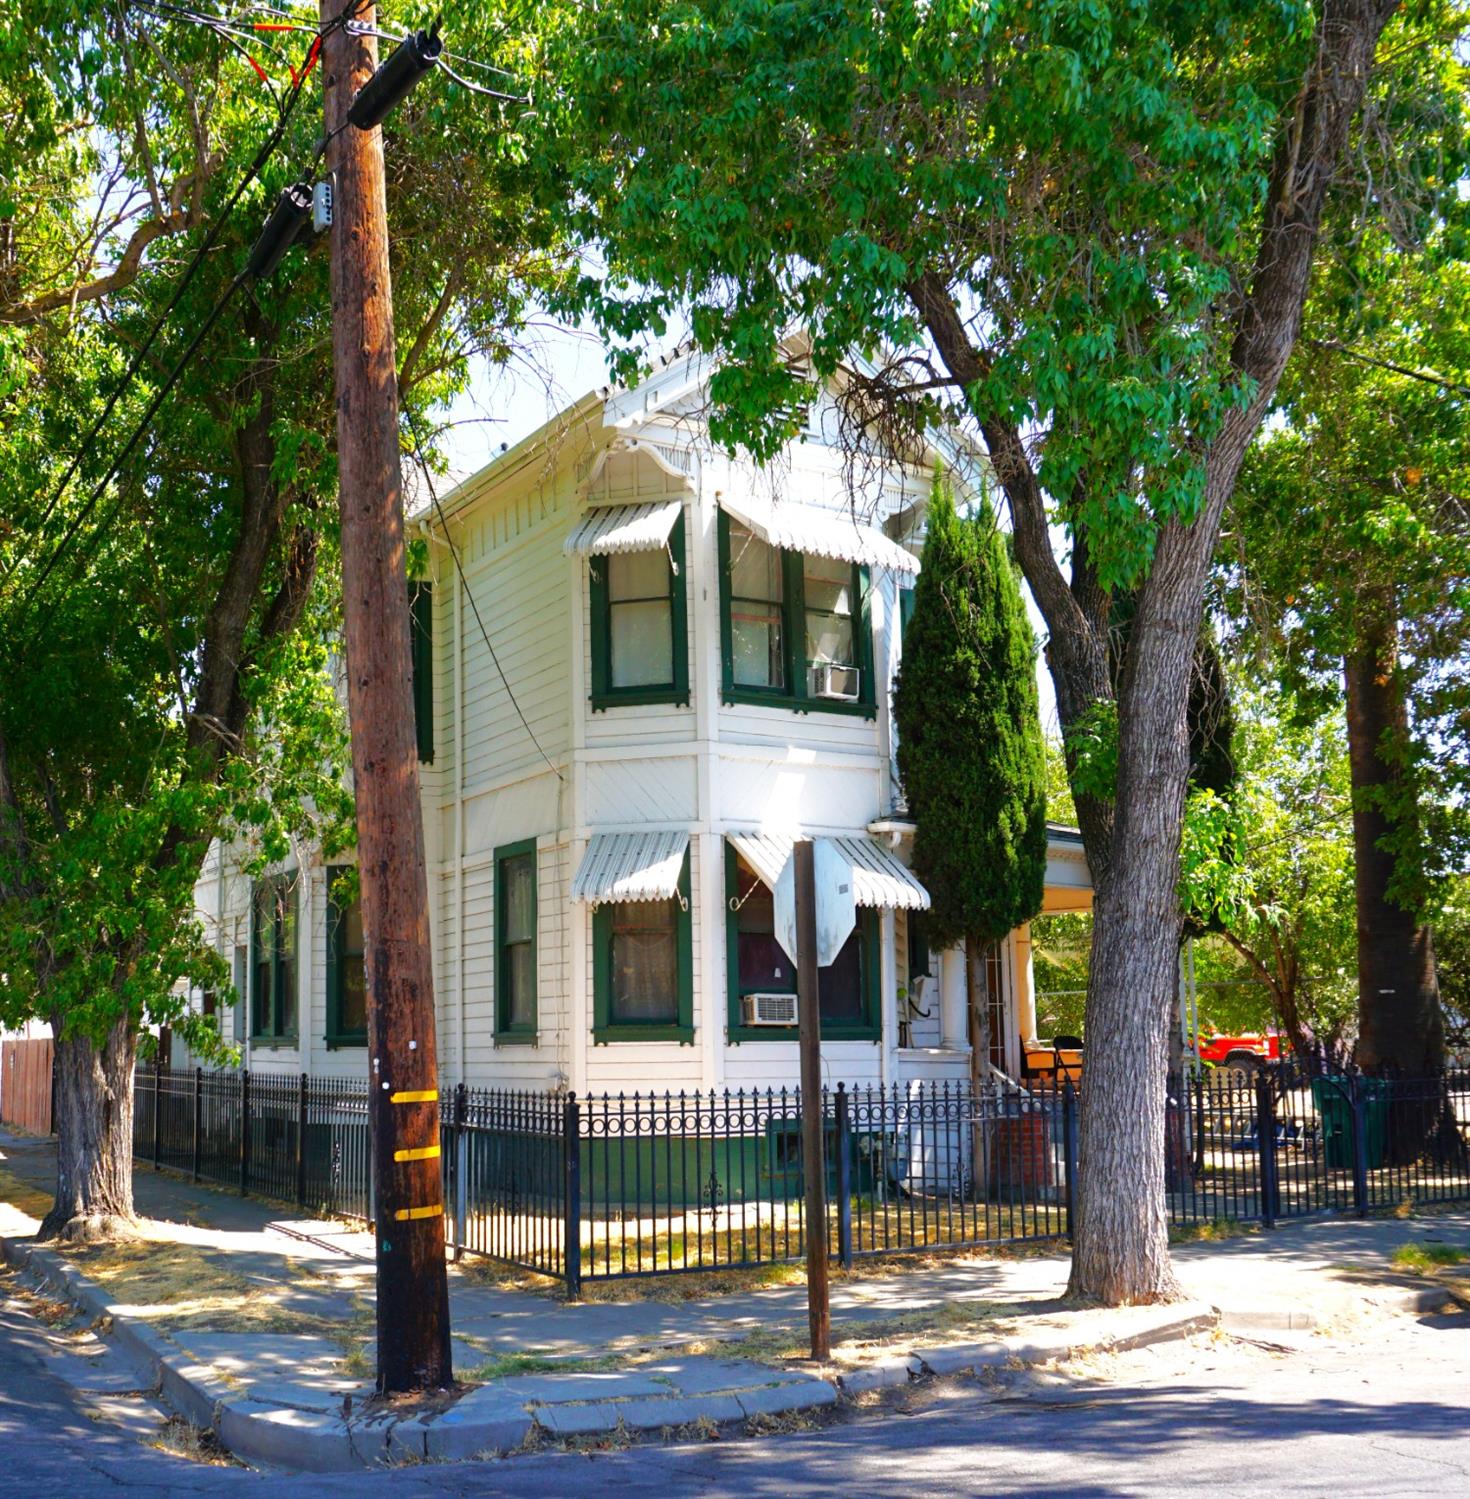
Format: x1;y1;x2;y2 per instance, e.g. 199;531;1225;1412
1343;601;1444;1076
1066;586;1193;1303
39;1018;138;1242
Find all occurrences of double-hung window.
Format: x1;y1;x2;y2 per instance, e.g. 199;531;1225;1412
495;840;538;1042
724;847;879;1041
719;513;874;715
250;875;298;1042
592;852;694;1043
728;522;786;691
326;867;366;1047
590;516;689;708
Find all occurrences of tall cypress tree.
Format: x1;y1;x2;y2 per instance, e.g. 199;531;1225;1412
894;472;1048;993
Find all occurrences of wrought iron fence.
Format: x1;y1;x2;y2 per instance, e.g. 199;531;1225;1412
1167;1065;1470;1230
131;1059;1470;1297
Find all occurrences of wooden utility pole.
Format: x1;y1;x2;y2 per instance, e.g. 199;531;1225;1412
320;2;452;1393
794;838;831;1360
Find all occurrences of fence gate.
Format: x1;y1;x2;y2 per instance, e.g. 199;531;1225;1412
1;1038;53;1135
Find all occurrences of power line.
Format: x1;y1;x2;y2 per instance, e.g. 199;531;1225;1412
4;2;327;592
1308;337;1470;399
14;268;249;628
436;56;527;105
6;8;356;633
401;403;564;781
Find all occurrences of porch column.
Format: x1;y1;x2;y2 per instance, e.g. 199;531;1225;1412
939;945;969;1051
1013;923;1038;1045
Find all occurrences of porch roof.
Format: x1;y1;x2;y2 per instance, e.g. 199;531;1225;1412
570;830;690;906
563;498;682;557
727;832;930;911
720;495;919;575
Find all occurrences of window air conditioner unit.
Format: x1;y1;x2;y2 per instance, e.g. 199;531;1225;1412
812;662;860;701
742;992;799;1027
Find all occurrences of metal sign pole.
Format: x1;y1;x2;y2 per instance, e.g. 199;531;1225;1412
795;839;831;1360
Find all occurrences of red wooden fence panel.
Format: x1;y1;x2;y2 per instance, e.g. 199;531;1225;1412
0;1038;53;1135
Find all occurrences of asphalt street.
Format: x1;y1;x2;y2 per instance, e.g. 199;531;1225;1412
3;1274;1467;1499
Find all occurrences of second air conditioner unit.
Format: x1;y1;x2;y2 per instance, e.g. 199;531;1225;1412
742;992;799;1027
812;662;860;701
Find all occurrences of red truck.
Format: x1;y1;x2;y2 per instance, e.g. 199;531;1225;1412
1196;1032;1282;1069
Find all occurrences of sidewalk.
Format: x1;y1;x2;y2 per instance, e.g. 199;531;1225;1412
3;1126;1466;1470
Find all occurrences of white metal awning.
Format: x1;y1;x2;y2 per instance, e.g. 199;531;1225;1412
571;831;689;906
721;496;919;575
726;832;930;911
563;499;682;557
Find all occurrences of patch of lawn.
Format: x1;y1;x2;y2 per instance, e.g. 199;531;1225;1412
1390;1242;1470;1274
466;1349;618;1381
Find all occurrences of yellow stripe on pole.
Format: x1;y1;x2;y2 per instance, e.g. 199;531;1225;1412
393;1144;441;1163
389;1089;438;1104
393;1203;443;1222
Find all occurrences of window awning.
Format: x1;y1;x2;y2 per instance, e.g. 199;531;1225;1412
571;831;689;906
721;496;919;575
563;499;682;557
727;832;930;911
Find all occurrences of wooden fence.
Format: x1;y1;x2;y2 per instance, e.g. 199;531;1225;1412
0;1038;53;1135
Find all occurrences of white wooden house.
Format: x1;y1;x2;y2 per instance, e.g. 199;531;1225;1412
188;347;1092;1097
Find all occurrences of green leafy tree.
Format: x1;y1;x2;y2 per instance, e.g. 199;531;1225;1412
523;0;1453;1300
1179;685;1358;1060
1229;235;1470;1075
0;4;570;1240
894;474;1048;1077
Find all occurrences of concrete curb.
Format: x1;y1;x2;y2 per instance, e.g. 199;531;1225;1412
0;1228;1218;1471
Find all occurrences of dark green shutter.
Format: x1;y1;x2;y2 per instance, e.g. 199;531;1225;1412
326;865;342;1043
409;580;434;764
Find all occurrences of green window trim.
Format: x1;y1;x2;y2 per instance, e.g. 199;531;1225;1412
495;837;539;1044
409;579;434;764
325;865;366;1049
724;843;882;1043
249;874;299;1044
717;511;877;718
589;514;690;710
592;852;695;1044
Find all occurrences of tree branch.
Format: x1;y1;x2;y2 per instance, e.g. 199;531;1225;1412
397;271;460;397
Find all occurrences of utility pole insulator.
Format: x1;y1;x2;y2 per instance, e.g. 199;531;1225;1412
245;182;313;280
347;26;443;130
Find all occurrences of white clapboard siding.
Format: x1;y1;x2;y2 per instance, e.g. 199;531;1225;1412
459;518;572;792
721;1040;885;1093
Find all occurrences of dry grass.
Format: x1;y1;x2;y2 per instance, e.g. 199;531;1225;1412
59;1239;253;1308
150;1416;242;1467
0;1163;56;1221
578;1260;805;1304
743;1407;823;1437
634;1295;1017;1372
1170;1218;1260;1245
574;1236;1072;1306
